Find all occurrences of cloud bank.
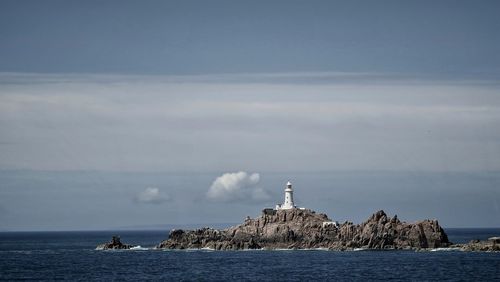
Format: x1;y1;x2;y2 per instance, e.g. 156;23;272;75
207;172;271;202
1;72;499;172
135;187;170;204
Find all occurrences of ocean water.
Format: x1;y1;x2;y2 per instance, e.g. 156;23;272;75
1;229;499;281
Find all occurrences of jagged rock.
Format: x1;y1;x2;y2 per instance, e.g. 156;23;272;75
96;236;134;250
156;209;451;251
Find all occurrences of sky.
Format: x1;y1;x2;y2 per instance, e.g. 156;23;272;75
0;0;500;230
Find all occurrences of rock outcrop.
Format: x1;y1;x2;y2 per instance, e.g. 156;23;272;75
452;238;500;252
96;236;134;250
156;209;450;250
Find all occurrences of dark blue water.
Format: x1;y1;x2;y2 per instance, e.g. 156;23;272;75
1;229;499;281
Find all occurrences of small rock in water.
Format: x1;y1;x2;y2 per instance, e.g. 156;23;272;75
96;236;134;250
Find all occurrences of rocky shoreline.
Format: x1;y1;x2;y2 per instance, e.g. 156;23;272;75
96;209;499;252
156;209;451;251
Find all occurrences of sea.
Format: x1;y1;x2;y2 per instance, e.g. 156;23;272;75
1;229;499;281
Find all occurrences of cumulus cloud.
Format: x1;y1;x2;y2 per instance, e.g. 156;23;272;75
135;187;171;204
207;171;271;202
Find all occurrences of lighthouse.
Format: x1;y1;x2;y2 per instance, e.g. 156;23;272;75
275;181;295;210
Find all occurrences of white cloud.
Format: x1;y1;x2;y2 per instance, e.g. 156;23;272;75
135;187;170;204
207;171;271;202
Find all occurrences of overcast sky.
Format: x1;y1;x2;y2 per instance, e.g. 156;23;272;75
1;0;499;230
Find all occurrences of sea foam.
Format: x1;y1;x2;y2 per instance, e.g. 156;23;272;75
430;247;462;252
129;246;149;251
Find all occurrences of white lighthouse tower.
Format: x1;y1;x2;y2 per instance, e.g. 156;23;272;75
275;181;295;210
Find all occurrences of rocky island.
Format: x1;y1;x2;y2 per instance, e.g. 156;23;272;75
157;208;450;250
97;181;498;252
157;181;450;250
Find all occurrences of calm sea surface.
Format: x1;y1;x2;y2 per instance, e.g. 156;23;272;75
1;229;499;281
